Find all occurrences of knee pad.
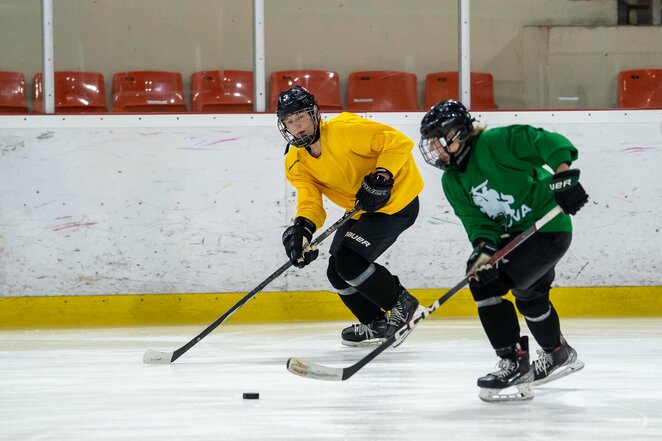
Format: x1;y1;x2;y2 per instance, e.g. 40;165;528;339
515;295;551;322
334;246;373;285
470;276;511;308
327;256;356;295
512;268;554;300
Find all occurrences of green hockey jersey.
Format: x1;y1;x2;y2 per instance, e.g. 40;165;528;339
441;125;579;246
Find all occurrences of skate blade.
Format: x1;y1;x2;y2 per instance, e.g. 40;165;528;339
391;306;425;349
341;338;385;348
479;383;534;403
533;359;585;386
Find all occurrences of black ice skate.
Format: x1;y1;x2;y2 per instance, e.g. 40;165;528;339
532;335;585;386
478;336;534;402
341;316;388;347
384;287;423;348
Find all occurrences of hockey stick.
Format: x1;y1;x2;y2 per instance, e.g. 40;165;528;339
143;204;362;364
286;205;564;381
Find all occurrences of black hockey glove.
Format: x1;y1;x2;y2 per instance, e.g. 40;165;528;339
550;169;588;215
466;242;499;286
282;217;319;269
356;168;394;213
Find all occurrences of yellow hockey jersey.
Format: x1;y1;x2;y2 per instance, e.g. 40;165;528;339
284;112;424;229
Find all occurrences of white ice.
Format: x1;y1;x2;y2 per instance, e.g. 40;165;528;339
1;318;661;440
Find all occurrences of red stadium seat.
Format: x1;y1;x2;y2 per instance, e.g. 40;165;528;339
0;71;28;114
269;70;342;112
191;70;253;112
33;71;107;113
618;69;662;109
112;71;186;112
347;71;418;112
424;72;496;110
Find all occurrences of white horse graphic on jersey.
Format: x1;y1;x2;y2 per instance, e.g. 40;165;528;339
470;180;517;227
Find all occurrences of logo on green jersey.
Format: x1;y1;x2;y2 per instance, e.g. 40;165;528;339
470;180;532;228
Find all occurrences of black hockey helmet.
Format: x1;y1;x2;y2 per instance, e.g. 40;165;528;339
419;99;476;171
276;85;321;149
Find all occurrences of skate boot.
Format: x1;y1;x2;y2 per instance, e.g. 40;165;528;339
532;335;585;386
478;336;534;402
385;287;424;348
341;315;387;347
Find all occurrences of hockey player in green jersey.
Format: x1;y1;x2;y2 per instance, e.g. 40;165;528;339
418;100;588;402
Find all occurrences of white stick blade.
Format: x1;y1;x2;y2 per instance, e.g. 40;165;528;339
286;357;343;381
143;349;174;364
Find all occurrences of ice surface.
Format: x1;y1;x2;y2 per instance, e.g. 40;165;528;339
1;318;661;440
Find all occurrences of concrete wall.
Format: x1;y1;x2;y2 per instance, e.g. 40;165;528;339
524;26;662;109
1;110;660;297
4;0;662;110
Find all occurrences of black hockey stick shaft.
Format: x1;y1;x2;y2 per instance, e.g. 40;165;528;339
287;205;563;380
339;205;563;380
150;205;362;364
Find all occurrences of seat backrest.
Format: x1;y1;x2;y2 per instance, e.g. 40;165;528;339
424;72;496;110
347;71;418;112
33;71;107;113
0;71;28;114
269;70;342;112
618;69;662;108
191;70;253;112
112;71;186;112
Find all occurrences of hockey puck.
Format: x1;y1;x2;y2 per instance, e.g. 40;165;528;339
242;392;259;400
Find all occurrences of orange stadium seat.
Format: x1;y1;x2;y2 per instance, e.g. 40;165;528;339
0;71;28;114
618;69;662;108
33;71;107;113
112;71;186;112
424;71;496;110
347;71;419;112
191;70;254;112
269;70;342;112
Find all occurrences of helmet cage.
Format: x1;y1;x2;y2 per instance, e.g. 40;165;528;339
276;86;321;149
419;100;475;170
277;107;321;149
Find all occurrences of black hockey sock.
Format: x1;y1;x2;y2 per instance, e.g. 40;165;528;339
339;293;384;324
477;299;521;355
525;305;561;351
352;263;400;311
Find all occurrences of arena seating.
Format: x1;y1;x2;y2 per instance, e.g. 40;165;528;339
191;70;253;112
424;71;496;110
0;71;28;114
346;70;419;112
33;71;107;113
618;69;662;108
269;70;342;112
112;71;186;112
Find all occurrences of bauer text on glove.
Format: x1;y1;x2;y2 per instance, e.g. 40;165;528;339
355;168;394;213
550;168;588;215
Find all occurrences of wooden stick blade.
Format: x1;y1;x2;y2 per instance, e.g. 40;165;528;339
143;349;175;364
286;357;344;381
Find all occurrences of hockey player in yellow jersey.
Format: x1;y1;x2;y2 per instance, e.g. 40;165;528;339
277;85;424;347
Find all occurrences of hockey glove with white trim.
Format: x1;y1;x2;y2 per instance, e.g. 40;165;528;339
356;168;394;213
466;242;499;286
550;169;588;215
282;217;319;269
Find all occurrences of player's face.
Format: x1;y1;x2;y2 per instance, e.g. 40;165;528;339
283;110;316;138
428;137;462;162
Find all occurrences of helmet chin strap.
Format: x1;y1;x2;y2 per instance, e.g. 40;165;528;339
290;127;320;150
450;139;473;172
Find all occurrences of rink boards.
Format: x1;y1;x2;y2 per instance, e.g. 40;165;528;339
0;111;660;327
1;286;661;327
